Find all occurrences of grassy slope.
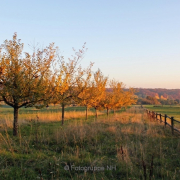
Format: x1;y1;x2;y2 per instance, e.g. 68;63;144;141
0;106;180;179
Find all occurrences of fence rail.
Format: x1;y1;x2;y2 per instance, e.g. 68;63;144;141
145;109;180;135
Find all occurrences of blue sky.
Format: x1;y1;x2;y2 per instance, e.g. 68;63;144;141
1;0;180;88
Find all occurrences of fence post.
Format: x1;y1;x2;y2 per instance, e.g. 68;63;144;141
148;110;150;118
164;114;167;127
159;114;162;123
153;111;155;120
171;117;174;135
150;111;152;119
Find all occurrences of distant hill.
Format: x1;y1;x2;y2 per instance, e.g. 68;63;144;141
106;88;180;100
134;88;180;100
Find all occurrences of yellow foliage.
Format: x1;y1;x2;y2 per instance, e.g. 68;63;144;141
0;33;57;135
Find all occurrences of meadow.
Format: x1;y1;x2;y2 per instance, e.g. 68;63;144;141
0;105;180;179
144;105;180;131
143;105;180;120
0;105;103;129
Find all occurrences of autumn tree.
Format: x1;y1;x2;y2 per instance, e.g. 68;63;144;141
110;87;137;112
74;66;94;120
0;33;56;136
146;95;160;105
101;80;124;115
88;69;108;118
122;88;137;108
102;80;137;115
78;74;99;120
101;90;112;116
54;43;93;125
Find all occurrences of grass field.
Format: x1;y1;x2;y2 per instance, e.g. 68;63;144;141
143;105;180;120
0;105;104;129
143;105;180;131
0;106;180;179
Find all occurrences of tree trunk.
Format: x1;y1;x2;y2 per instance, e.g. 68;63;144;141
107;107;109;117
95;108;98;119
86;106;88;120
13;106;19;136
62;103;65;125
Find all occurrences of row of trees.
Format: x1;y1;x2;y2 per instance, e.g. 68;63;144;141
137;96;179;106
0;33;137;136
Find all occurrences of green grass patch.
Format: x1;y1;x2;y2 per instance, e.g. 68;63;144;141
143;105;180;119
0;107;180;179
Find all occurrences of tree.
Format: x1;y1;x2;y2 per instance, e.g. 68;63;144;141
88;69;108;118
54;43;93;125
0;33;56;136
100;80;123;116
146;96;160;105
123;88;137;108
109;80;125;113
102;81;137;115
76;71;94;120
174;99;179;105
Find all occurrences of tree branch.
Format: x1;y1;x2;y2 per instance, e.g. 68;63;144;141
2;96;14;107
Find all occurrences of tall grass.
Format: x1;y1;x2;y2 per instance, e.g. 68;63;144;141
0;109;104;129
0;106;180;179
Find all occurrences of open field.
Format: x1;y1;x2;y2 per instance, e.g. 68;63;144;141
143;105;180;120
0;105;105;129
144;105;180;131
0;106;180;179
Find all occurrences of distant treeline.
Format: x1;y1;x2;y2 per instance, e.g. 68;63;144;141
134;88;180;105
106;88;180;105
136;96;179;105
134;88;180;100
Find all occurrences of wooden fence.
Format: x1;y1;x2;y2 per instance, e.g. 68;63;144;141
145;109;180;135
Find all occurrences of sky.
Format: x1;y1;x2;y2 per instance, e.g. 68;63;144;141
0;0;180;89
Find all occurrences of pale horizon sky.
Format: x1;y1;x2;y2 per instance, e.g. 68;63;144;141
0;0;180;89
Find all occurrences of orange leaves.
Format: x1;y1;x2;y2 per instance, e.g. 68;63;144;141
53;43;93;107
0;33;137;128
0;33;56;109
78;69;108;110
99;80;137;111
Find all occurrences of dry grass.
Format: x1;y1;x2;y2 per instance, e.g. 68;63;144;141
0;106;180;179
0;110;104;129
106;126;116;134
